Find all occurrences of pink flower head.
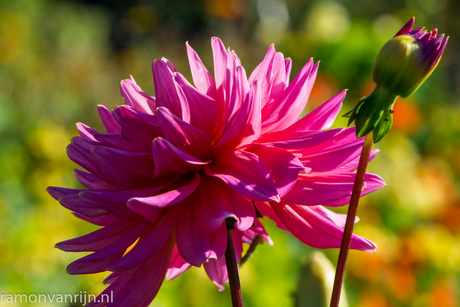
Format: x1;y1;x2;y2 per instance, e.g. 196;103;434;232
47;37;385;306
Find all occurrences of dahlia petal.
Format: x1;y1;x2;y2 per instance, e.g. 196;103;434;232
257;129;340;149
73;212;119;226
310;206;359;228
87;236;174;307
215;77;261;148
203;257;227;291
262;59;318;132
112;105;163;152
192;176;255;233
80;187;169;220
156;107;213;158
288;90;346;130
186;42;216;97
247;146;306;196
205;150;280;202
166;244;192;280
152;137;210;177
108;208;179;271
67;137;106;183
254;201;288;231
174;72;218;133
120;77;156;114
272;202;376;252
248;44;277;106
128;172;200;210
176;201;227;266
152;58;190;122
66;221;148;274
98;105;121;133
56;219;145;252
74;169;112;190
91;145;155;176
58;193;108;217
283;172;386;207
77;122;98;141
91;133;133;151
211;37;228;98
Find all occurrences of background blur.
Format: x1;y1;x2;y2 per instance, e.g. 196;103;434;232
0;0;458;306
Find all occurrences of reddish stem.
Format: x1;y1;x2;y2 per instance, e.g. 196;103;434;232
330;133;374;307
225;226;244;307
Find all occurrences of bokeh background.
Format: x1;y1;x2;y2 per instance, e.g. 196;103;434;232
0;0;458;306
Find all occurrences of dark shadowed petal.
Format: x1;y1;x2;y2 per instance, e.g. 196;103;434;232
151;137;210;177
108;207;179;271
176;200;227;267
192;176;255;233
205;150;280;202
56;219;146;252
86;236;174;307
65;221;148;274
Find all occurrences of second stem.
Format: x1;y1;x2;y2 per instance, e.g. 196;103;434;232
330;132;374;307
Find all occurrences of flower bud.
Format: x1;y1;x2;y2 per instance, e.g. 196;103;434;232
372;18;448;97
346;18;448;142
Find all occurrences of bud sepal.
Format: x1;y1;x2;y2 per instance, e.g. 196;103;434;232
346;85;397;143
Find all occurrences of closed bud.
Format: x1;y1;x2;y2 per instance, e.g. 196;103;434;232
346;18;448;142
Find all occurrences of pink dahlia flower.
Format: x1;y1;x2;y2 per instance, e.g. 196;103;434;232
48;37;385;306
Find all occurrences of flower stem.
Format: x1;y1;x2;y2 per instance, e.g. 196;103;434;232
225;225;244;307
330;133;374;307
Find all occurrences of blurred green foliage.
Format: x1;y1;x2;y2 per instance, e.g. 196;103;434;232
0;0;458;306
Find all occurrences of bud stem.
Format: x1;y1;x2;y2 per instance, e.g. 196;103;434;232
225;223;244;307
330;132;374;307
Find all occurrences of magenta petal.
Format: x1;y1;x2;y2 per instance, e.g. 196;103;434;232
120;77;156;114
186;42;216;97
247;146;305;196
261;59;318;132
205;150;280;202
283;172;385;207
203;257;228;291
128;172;200;210
87;236;174;307
288;90;346;130
152;137;209;177
192;176;255;233
98;105;121;134
215;78;261;148
108;207;179;271
56;219;144;252
156;106;213;158
272;202;376;252
174;72;218;133
152;58;190;122
176;201;227;266
166;244;192;280
211;37;228;97
65;221;148;274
